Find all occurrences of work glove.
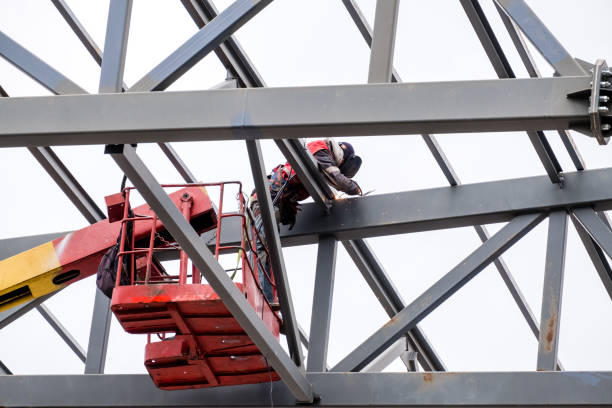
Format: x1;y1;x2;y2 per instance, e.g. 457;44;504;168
347;181;362;196
279;199;298;229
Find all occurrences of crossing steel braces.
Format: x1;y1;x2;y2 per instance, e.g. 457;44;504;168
0;0;611;406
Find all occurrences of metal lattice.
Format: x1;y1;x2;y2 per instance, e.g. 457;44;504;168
0;0;611;406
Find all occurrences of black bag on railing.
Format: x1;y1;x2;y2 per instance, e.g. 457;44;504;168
96;210;134;298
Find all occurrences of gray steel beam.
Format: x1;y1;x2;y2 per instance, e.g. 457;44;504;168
181;0;265;88
340;0;401;83
368;0;399;83
2;371;612;407
0;75;599;147
158;142;197;183
36;305;86;363
278;168;612;245
570;216;612;301
198;168;612;248
342;239;445;371
0;360;11;375
307;236;337;372
493;2;585;172
180;0;333;209
84;0;134;375
98;0;132;94
332;212;546;372
245;139;305;368
572;207;612;260
537;210;567;371
460;0;563;185
51;0;102;65
0;36;111;369
361;337;408;372
27;146;105;223
0;31;85;94
128;0;272;92
107;144;312;402
340;1;549;360
494;0;587;76
0;293;53;330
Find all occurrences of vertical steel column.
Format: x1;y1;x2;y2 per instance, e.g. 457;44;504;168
537;211;568;371
85;0;132;375
307;236;337;372
107;144;313;402
244;140;305;368
368;0;400;83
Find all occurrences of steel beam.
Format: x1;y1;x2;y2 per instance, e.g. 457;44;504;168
494;0;587;76
342;239;445;371
494;2;585;171
361;337;409;372
341;1;548;360
0;293;53;330
98;0;132;94
307;236;337;372
180;0;333;209
571;216;612;301
0;360;11;375
537;211;567;371
0;31;85;94
107;144;312;402
128;0;271;92
245;139;305;368
368;0;399;83
340;0;401;83
27;146;105;223
460;0;563;184
2;372;612;407
181;0;265;88
36;305;86;363
199;168;612;248
84;0;134;375
572;208;612;260
332;213;546;372
0;75;600;147
278;168;612;245
51;0;102;65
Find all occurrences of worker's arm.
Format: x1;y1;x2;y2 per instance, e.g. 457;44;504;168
313;150;361;195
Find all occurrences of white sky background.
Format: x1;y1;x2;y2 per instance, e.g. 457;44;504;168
0;0;611;376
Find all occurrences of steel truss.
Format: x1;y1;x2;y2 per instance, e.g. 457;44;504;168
0;0;611;407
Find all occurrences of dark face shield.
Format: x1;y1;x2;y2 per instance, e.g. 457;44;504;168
339;155;362;178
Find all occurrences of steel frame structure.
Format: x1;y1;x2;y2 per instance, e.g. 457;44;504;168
0;0;611;407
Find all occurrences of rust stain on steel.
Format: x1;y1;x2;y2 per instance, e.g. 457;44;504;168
545;312;556;352
423;373;434;384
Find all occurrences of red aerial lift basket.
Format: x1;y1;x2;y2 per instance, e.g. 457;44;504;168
109;182;281;390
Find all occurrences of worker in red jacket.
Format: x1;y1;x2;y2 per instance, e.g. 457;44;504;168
250;139;362;302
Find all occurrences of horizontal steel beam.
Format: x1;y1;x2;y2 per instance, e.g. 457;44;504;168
278;168;612;245
0;76;598;147
8;167;612;259
1;372;611;407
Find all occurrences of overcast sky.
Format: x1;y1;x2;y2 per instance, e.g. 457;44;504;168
0;0;611;376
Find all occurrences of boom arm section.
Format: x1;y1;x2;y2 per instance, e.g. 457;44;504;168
0;187;217;312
